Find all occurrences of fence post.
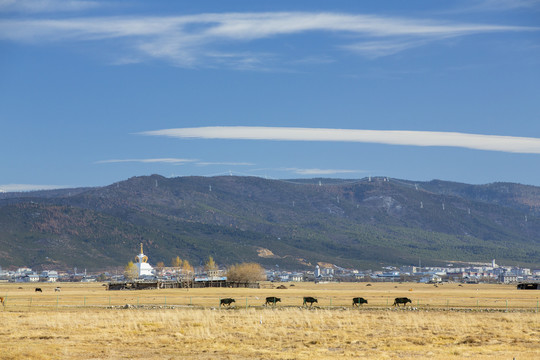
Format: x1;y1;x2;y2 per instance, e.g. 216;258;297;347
386;298;388;306
537;300;538;313
446;299;449;309
506;299;508;311
30;296;32;308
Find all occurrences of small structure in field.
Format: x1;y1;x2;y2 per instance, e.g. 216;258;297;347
517;282;540;290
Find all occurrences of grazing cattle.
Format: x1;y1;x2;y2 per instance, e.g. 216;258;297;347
35;288;42;293
54;287;61;292
0;297;4;306
220;298;235;307
303;296;318;306
393;297;412;306
265;297;281;306
352;297;368;307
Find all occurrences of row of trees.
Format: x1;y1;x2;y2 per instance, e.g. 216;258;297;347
156;256;195;273
158;255;217;273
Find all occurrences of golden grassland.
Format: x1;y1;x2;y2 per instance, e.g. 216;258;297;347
1;282;539;359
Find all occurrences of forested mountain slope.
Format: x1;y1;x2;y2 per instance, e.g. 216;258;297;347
1;175;538;270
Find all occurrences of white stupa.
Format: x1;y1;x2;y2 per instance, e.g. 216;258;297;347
135;243;155;278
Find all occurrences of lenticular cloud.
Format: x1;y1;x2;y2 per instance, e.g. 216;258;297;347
140;126;540;154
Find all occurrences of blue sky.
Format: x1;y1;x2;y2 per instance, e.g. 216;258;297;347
1;0;539;191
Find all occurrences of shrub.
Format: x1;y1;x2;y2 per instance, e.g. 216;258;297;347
227;263;266;283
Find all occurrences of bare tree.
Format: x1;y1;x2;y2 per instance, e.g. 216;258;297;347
205;256;217;272
171;256;182;268
182;259;194;274
227;263;266;283
155;261;165;275
124;261;138;281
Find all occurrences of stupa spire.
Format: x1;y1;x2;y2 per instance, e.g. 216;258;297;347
135;243;148;263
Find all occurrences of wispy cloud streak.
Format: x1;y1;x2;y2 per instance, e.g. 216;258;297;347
140;126;540;154
0;0;100;13
96;158;196;165
448;0;540;13
0;184;69;192
0;11;535;67
196;161;255;166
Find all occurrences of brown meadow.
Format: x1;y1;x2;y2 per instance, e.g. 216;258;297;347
1;282;539;359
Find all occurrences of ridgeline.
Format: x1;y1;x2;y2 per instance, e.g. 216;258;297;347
1;175;539;270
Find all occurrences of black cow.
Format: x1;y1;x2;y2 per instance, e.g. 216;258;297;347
35;288;42;293
352;297;368;306
265;297;281;306
220;298;235;307
303;296;318;306
393;297;412;306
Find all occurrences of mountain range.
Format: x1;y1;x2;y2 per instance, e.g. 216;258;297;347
1;175;539;271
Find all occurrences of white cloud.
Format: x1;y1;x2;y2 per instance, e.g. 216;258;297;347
0;0;100;13
452;0;540;12
139;126;540;154
0;12;535;67
342;39;429;58
196;162;255;166
96;158;197;165
0;184;69;192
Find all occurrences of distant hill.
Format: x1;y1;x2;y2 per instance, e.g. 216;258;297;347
1;175;539;270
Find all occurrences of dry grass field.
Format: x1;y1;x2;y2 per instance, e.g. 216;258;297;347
1;282;539;359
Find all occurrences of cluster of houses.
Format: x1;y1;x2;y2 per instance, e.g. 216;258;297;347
267;260;540;284
0;267;71;283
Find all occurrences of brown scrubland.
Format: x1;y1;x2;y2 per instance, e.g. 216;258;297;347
1;282;539;359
